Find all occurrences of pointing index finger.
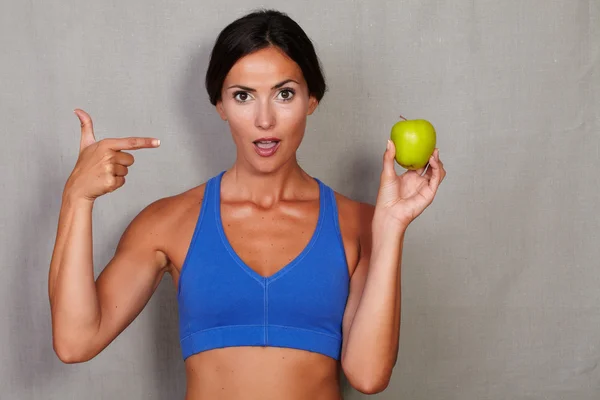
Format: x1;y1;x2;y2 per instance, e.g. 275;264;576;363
105;137;161;150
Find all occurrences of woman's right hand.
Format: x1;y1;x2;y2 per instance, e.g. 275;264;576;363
65;109;161;202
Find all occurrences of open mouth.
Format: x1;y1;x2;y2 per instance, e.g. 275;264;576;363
253;139;280;149
253;139;281;157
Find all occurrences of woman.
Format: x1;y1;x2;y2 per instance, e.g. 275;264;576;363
48;9;445;399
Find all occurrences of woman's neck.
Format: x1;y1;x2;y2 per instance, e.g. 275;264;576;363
221;159;316;208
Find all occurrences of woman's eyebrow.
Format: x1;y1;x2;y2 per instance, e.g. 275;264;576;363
227;79;300;92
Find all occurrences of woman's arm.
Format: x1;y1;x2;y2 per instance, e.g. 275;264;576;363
340;205;404;394
341;142;446;394
49;109;167;363
49;193;171;363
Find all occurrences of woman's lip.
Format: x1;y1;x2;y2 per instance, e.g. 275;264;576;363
254;137;280;142
253;141;281;157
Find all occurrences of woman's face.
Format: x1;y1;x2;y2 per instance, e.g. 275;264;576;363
216;46;318;174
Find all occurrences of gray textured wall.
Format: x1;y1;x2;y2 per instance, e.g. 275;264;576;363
1;0;599;399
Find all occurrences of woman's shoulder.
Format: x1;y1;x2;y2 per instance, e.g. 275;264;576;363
330;188;375;244
129;182;209;231
331;190;375;224
324;188;375;271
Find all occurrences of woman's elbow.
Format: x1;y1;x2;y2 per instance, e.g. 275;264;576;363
343;362;392;394
52;336;95;364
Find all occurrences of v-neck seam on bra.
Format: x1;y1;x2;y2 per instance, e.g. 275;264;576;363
214;170;325;285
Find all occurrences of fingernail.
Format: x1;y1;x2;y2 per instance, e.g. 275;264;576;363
153;139;161;146
387;140;392;151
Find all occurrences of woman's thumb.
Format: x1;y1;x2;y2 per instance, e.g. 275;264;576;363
75;109;96;152
381;139;397;180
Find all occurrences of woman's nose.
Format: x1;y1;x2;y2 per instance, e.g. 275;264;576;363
255;101;275;130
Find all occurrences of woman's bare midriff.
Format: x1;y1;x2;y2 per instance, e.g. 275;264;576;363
183;346;343;400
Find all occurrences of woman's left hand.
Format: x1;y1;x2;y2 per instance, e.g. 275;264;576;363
375;140;446;228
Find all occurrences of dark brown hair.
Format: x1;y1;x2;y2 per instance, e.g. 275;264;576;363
205;9;327;105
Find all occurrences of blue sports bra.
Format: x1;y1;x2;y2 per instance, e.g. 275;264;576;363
176;171;350;361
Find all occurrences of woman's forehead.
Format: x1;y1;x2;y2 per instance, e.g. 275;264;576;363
224;47;305;88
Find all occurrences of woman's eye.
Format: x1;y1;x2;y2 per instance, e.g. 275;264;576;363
277;89;295;101
234;92;251;102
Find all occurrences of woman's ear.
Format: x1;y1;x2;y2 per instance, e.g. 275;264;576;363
216;100;227;121
307;95;319;115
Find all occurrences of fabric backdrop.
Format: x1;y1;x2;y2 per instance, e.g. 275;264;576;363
1;0;599;398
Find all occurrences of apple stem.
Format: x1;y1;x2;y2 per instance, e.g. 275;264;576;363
399;114;407;121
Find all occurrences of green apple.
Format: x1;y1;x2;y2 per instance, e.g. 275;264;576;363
390;116;436;170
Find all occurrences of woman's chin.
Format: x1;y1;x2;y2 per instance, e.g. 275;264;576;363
251;161;283;175
244;154;296;175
